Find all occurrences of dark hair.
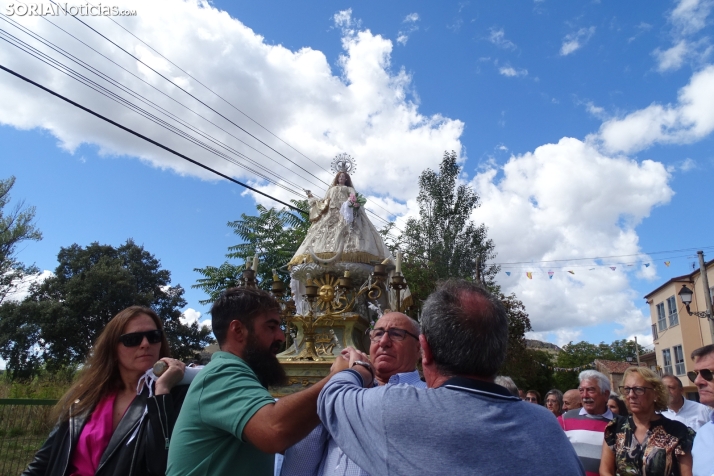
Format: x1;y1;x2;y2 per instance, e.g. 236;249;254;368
211;287;281;346
545;389;564;411
526;390;541;404
331;172;353;187
420;279;508;378
691;344;714;361
608;395;629;416
661;374;683;389
53;306;170;423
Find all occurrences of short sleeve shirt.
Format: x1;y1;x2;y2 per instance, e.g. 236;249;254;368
604;415;695;476
167;351;276;476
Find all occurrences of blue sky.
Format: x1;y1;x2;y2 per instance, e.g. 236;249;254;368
1;0;714;359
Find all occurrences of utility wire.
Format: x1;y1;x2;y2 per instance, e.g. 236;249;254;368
69;6;405;228
7;13;328;194
0;29;304;197
0;62;305;212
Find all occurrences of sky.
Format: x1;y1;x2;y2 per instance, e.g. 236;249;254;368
1;0;714;365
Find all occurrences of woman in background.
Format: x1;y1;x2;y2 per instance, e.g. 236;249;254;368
608;394;629;416
23;306;187;476
544;389;564;417
600;367;694;476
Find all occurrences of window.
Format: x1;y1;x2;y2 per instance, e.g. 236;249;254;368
662;348;673;375
651;323;659;341
657;302;667;332
674;345;685;375
667;296;679;327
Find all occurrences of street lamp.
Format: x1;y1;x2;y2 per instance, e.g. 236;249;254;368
676;251;714;345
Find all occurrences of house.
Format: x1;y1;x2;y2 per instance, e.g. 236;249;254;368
595;359;636;393
644;257;714;401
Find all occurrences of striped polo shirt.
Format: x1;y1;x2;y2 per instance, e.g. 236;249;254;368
557;408;614;476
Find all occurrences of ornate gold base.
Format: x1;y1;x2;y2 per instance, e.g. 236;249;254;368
269;360;333;397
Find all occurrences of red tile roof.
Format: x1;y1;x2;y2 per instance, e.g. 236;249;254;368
595;359;635;374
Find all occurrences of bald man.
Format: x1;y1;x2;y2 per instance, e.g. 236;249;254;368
281;312;424;476
562;389;582;412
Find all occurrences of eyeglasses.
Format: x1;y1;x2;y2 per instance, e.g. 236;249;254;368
688;369;714;383
618;386;653;396
119;330;163;347
368;328;419;343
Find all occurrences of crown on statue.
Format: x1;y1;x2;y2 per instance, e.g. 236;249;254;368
330;153;356;175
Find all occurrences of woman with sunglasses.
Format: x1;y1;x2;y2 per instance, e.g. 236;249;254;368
600;367;695;476
23;306;187;476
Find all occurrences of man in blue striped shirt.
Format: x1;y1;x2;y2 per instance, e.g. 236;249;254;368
281;312;424;476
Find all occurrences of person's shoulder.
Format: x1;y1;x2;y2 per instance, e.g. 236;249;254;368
658;415;692;436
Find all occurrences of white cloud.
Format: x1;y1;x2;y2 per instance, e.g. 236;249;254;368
560;27;596;56
654;40;690;71
181;308;212;329
0;1;463;209
671;0;714;35
498;66;528;77
595;65;714;153
488;28;517;50
397;12;420;45
652;0;713;71
471;137;673;337
3;270;53;302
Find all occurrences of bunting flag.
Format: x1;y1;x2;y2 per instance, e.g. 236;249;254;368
665;261;671;267
610;266;616;271
548;271;554;279
526;272;533;279
645;263;650;267
537;361;595;372
568;270;575;274
505;271;511;276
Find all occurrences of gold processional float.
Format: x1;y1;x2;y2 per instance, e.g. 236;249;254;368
236;153;411;396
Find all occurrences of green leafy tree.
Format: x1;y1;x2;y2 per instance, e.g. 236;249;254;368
0;240;212;379
0;176;42;304
553;339;640;390
391;151;499;308
193;200;308;304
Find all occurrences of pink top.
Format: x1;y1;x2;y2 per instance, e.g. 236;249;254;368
69;393;117;476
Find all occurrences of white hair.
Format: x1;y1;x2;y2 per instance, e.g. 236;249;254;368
578;370;611;394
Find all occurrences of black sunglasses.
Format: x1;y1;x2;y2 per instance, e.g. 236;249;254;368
119;329;163;347
688;369;714;383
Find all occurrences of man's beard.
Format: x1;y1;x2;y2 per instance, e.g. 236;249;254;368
243;334;287;388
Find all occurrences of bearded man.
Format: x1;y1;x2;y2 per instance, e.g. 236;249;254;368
167;287;339;476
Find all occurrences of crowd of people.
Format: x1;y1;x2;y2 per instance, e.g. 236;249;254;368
21;279;714;476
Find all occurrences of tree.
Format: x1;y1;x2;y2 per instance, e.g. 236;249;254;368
0;176;42;304
553;339;640;390
393;151;499;308
0;240;213;378
193;200;308;304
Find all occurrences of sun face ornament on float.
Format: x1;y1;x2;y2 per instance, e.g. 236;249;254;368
257;153;412;395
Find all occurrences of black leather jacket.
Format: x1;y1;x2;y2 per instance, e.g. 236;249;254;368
22;385;188;476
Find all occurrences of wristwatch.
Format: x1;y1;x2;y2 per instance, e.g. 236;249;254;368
351;360;375;383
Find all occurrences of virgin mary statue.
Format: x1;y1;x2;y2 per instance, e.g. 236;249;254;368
288;155;391;270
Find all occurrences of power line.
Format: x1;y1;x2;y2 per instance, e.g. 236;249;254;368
0;62;306;213
71;6;406;229
0;28;305;197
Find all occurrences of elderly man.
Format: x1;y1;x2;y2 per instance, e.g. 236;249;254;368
167;288;340;476
691;345;714;476
317;280;584;475
562;389;582;412
281;312;424;476
661;374;712;431
557;370;613;476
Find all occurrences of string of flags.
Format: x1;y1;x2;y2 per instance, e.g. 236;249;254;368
537;361;595;372
502;257;693;279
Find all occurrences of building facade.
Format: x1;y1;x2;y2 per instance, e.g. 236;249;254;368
644;258;714;400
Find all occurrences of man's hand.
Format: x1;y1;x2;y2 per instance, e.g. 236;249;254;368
331;349;350;373
338;347;374;387
154;358;186;395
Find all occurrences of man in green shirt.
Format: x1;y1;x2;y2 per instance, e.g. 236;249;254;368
167;287;338;476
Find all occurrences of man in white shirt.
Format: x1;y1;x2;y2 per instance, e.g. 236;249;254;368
661;374;712;431
280;312;424;476
690;345;714;476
